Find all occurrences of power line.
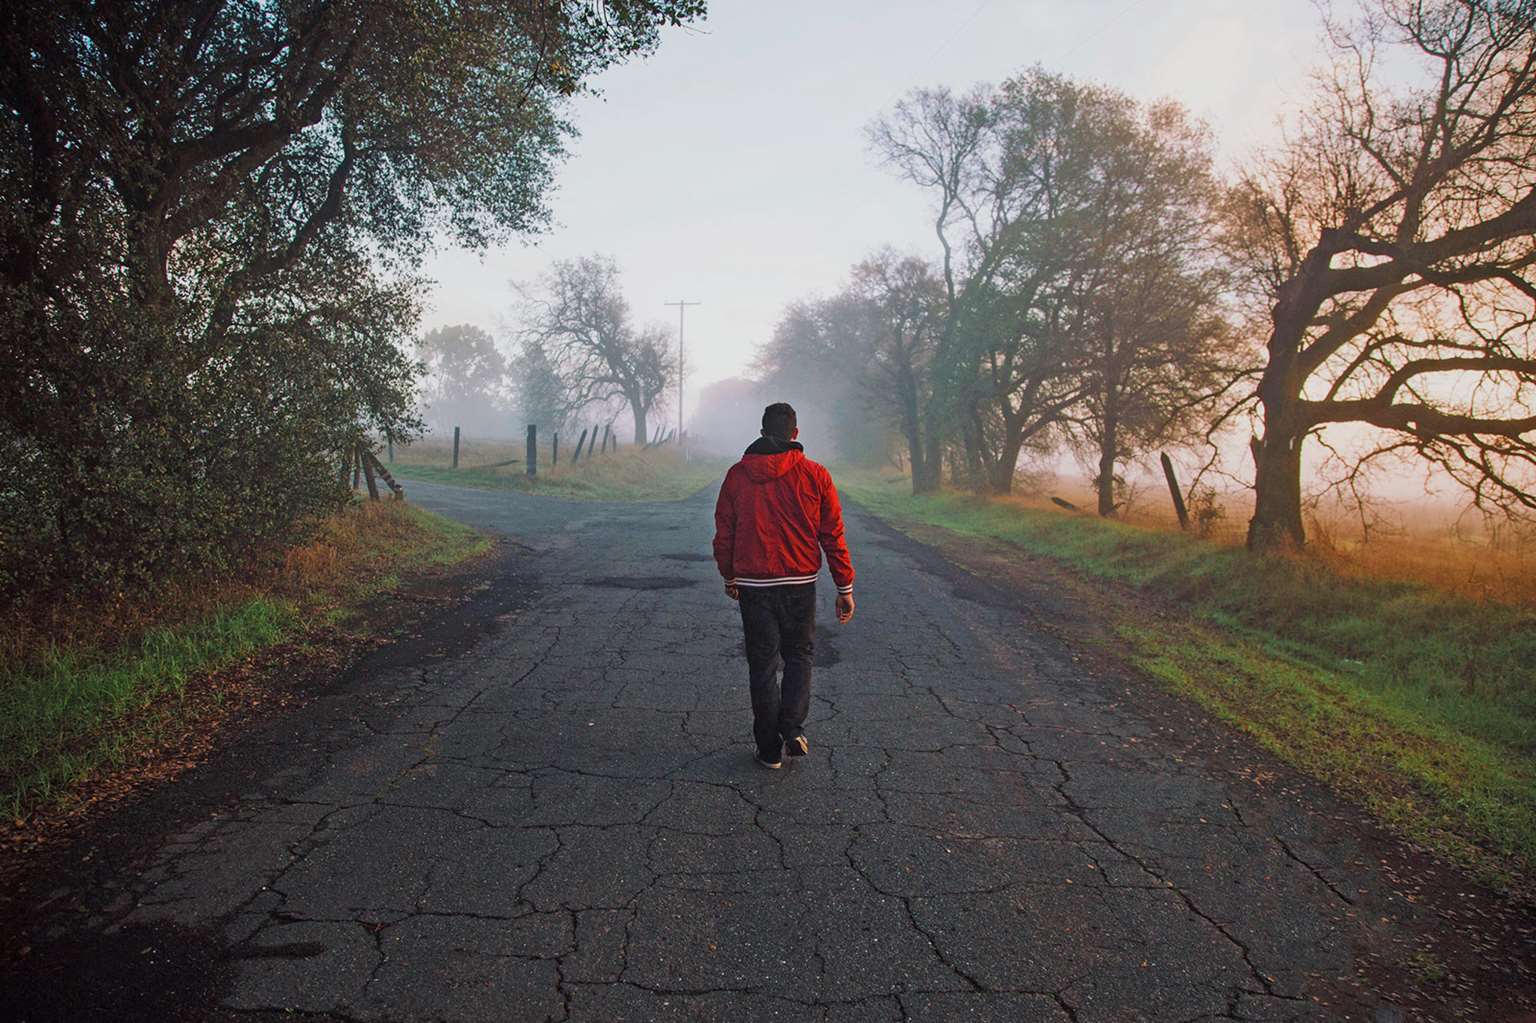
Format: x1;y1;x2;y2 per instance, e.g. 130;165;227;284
1055;0;1156;64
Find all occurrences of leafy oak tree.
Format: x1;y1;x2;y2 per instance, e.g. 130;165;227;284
418;324;511;437
0;0;703;603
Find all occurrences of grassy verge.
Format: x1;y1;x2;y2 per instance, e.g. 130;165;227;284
0;500;490;822
392;445;727;501
838;469;1536;891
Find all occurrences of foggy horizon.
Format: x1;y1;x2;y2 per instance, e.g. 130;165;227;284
420;0;1322;424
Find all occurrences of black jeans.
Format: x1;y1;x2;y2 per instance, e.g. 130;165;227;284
738;583;815;757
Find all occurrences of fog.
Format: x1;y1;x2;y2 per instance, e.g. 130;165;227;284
414;1;1536;538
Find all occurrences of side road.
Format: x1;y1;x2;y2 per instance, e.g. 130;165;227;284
1;479;1531;1022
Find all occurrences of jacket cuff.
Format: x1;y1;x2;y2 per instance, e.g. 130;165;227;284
835;582;853;595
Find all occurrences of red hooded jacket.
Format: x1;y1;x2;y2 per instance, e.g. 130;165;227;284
712;437;855;594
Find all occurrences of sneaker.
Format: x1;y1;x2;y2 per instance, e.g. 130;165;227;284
755;749;783;770
783;734;809;758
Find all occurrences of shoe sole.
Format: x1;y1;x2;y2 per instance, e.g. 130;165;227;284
784;735;809;757
755;754;782;770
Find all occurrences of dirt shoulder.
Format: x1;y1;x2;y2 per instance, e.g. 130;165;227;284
0;537;528;917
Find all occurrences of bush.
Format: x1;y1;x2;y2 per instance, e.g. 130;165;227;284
0;292;419;609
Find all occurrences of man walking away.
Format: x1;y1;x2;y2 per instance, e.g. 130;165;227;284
712;402;856;769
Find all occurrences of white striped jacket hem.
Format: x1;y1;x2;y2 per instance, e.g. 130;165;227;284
730;575;853;594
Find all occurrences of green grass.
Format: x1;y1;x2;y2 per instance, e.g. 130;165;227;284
0;500;489;821
838;469;1536;889
0;600;295;818
392;445;727;502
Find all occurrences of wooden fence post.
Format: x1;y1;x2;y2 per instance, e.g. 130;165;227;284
552;432;559;466
386;432;394;463
452;426;460;469
574;427;589;462
1161;452;1190;531
360;442;380;500
526;424;537;476
364;448;405;499
601;424;612;454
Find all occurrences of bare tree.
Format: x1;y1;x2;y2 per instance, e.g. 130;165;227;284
1229;0;1536;551
517;255;674;445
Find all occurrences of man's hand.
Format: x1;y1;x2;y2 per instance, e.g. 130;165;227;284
724;581;740;601
835;592;855;624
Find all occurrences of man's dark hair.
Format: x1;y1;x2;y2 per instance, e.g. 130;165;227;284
761;402;797;440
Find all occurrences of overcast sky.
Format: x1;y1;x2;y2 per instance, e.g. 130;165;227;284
422;0;1329;425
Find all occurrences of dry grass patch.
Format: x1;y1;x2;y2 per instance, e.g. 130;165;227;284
391;440;727;502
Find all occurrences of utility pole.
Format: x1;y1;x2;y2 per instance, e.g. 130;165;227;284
664;299;700;446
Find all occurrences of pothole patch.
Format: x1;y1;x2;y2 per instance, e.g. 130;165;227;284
584;575;698;590
816;635;841;667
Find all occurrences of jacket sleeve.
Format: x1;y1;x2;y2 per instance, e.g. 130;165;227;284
712;470;737;582
817;468;855;594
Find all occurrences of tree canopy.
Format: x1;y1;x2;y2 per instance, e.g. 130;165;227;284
868;69;1236;497
0;0;703;604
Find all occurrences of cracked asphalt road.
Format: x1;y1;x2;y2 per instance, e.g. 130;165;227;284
6;479;1527;1022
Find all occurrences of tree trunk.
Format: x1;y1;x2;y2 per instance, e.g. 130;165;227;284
621;382;651;447
912;413;945;494
897;368;925;493
1096;411;1119;518
1248;428;1306;550
961;402;990;492
988;421;1026;495
1246;238;1351;551
1247;294;1315;550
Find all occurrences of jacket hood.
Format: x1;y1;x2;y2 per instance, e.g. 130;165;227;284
740;436;804;482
